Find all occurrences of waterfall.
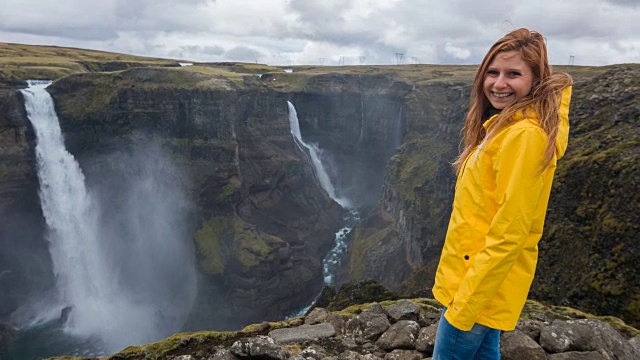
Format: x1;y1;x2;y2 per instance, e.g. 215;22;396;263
287;101;351;209
286;101;361;286
20;81;196;353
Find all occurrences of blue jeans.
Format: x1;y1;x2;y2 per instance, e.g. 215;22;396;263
432;308;501;360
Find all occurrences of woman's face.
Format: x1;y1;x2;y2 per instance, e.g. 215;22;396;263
483;50;534;110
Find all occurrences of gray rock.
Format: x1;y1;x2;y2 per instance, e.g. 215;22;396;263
500;330;547;360
298;344;328;360
376;320;420;351
540;319;597;353
306;308;330;325
573;319;640;360
417;309;440;327
364;303;387;315
269;323;335;345
173;356;196;360
345;312;391;342
211;348;239;360
630;336;640;353
547;351;606;360
230;335;290;360
384;300;419;322
414;324;437;355
516;318;545;342
383;349;423;360
339;350;363;360
342;337;359;349
362;354;385;360
326;313;346;336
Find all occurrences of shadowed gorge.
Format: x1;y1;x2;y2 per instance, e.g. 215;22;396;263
0;43;638;358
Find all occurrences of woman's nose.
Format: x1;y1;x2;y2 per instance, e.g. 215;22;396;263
494;75;508;88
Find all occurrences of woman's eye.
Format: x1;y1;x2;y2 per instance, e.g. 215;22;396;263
486;70;499;76
508;71;521;77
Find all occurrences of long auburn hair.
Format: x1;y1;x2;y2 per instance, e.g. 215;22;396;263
452;28;573;173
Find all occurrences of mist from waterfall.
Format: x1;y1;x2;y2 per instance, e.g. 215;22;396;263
287;101;351;209
20;81;197;353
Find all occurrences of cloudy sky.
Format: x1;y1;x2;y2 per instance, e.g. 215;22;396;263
1;0;639;66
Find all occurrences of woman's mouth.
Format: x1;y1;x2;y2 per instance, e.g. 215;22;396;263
491;92;513;98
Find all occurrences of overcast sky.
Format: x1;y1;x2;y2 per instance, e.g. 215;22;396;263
1;0;639;66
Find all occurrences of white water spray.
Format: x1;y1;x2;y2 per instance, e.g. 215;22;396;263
287;101;351;208
21;81;196;352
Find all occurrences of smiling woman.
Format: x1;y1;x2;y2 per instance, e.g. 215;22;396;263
431;28;573;359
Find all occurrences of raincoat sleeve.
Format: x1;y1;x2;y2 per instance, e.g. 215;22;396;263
445;126;548;331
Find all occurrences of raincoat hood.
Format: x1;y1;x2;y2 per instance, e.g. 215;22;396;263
554;86;572;159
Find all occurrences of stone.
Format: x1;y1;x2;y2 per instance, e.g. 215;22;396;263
500;330;547;360
376;320;420;351
547;351;606;360
383;300;419;322
298;344;328;360
230;335;290;360
516;318;545;342
345;312;390;342
383;349;423;360
326;313;347;336
573;319;640;360
540;319;597;353
269;323;336;345
629;336;640;353
306;307;330;325
362;354;385;360
414;324;437;355
364;303;386;315
417;309;440;327
338;350;362;360
173;356;196;360
211;348;239;360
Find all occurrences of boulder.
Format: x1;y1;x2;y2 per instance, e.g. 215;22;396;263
573;319;640;360
383;349;423;360
345;312;391;342
269;323;335;345
383;300;419;322
516;318;545;342
547;351;606;360
540;320;598;353
306;307;330;325
230;335;290;360
375;320;420;351
414;324;437;355
326;313;347;336
500;330;547;360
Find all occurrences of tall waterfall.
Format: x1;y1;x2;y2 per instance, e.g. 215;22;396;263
287;101;351;209
20;81;197;353
286;101;358;287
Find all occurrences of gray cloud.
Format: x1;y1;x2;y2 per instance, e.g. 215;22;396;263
225;46;263;62
0;0;638;65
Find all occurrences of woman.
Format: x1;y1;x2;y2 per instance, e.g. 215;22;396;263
431;28;573;359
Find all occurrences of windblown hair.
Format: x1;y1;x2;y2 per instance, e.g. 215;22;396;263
453;28;573;173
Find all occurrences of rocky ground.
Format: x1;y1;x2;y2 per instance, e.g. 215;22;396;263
48;295;639;360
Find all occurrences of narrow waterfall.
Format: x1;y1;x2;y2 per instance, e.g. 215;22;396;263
20;81;197;354
286;101;359;287
287;101;351;209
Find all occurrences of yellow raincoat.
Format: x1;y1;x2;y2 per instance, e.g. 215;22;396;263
432;86;572;331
